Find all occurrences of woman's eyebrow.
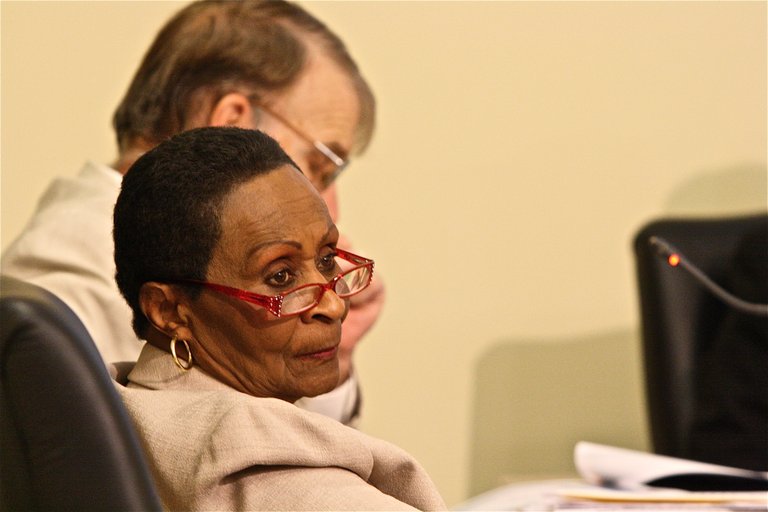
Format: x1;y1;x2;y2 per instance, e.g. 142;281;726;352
246;240;303;262
320;224;339;244
245;222;338;261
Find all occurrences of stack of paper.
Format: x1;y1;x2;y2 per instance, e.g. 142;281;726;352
454;443;766;511
554;442;768;511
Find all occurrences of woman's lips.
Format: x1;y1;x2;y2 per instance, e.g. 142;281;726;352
297;345;339;360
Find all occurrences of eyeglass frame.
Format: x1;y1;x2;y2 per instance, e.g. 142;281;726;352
251;98;349;190
166;249;374;318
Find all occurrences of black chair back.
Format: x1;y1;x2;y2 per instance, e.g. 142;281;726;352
0;276;161;511
633;213;767;460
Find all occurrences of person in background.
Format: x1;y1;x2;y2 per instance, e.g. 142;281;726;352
113;126;444;511
0;0;384;424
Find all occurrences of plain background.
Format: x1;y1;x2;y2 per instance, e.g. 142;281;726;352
2;1;766;506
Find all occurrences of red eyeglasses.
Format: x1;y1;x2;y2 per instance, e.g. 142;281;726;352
171;249;373;318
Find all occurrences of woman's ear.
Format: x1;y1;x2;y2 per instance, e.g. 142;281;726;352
208;92;256;128
139;282;194;340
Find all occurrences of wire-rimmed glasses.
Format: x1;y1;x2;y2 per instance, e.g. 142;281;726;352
170;249;373;318
253;100;348;190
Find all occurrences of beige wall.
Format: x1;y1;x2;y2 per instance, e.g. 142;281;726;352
2;1;766;506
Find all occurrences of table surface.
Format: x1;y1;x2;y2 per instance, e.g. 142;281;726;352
454;479;584;511
453;479;768;511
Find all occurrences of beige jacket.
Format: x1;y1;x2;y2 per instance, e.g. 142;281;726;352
116;345;446;511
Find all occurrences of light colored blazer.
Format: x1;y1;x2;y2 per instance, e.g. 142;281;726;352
1;161;138;362
115;344;446;511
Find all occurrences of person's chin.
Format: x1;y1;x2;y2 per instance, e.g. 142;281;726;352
293;357;341;398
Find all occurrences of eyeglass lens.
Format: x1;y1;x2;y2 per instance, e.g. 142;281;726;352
280;265;371;315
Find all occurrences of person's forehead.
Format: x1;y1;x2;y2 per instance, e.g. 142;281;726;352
273;51;360;148
219;167;331;237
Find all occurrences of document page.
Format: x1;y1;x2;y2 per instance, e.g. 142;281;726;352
574;441;768;491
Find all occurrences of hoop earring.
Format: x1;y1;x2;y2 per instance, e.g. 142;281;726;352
170;335;193;371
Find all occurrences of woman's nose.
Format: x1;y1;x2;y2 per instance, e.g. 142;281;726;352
302;285;347;323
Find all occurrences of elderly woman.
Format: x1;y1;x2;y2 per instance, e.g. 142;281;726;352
112;127;444;511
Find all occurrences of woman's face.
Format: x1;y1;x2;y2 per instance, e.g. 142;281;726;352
182;165;348;402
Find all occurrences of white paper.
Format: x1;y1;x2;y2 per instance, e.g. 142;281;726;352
574;441;768;491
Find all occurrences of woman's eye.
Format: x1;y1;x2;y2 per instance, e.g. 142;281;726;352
267;269;295;288
318;252;338;273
